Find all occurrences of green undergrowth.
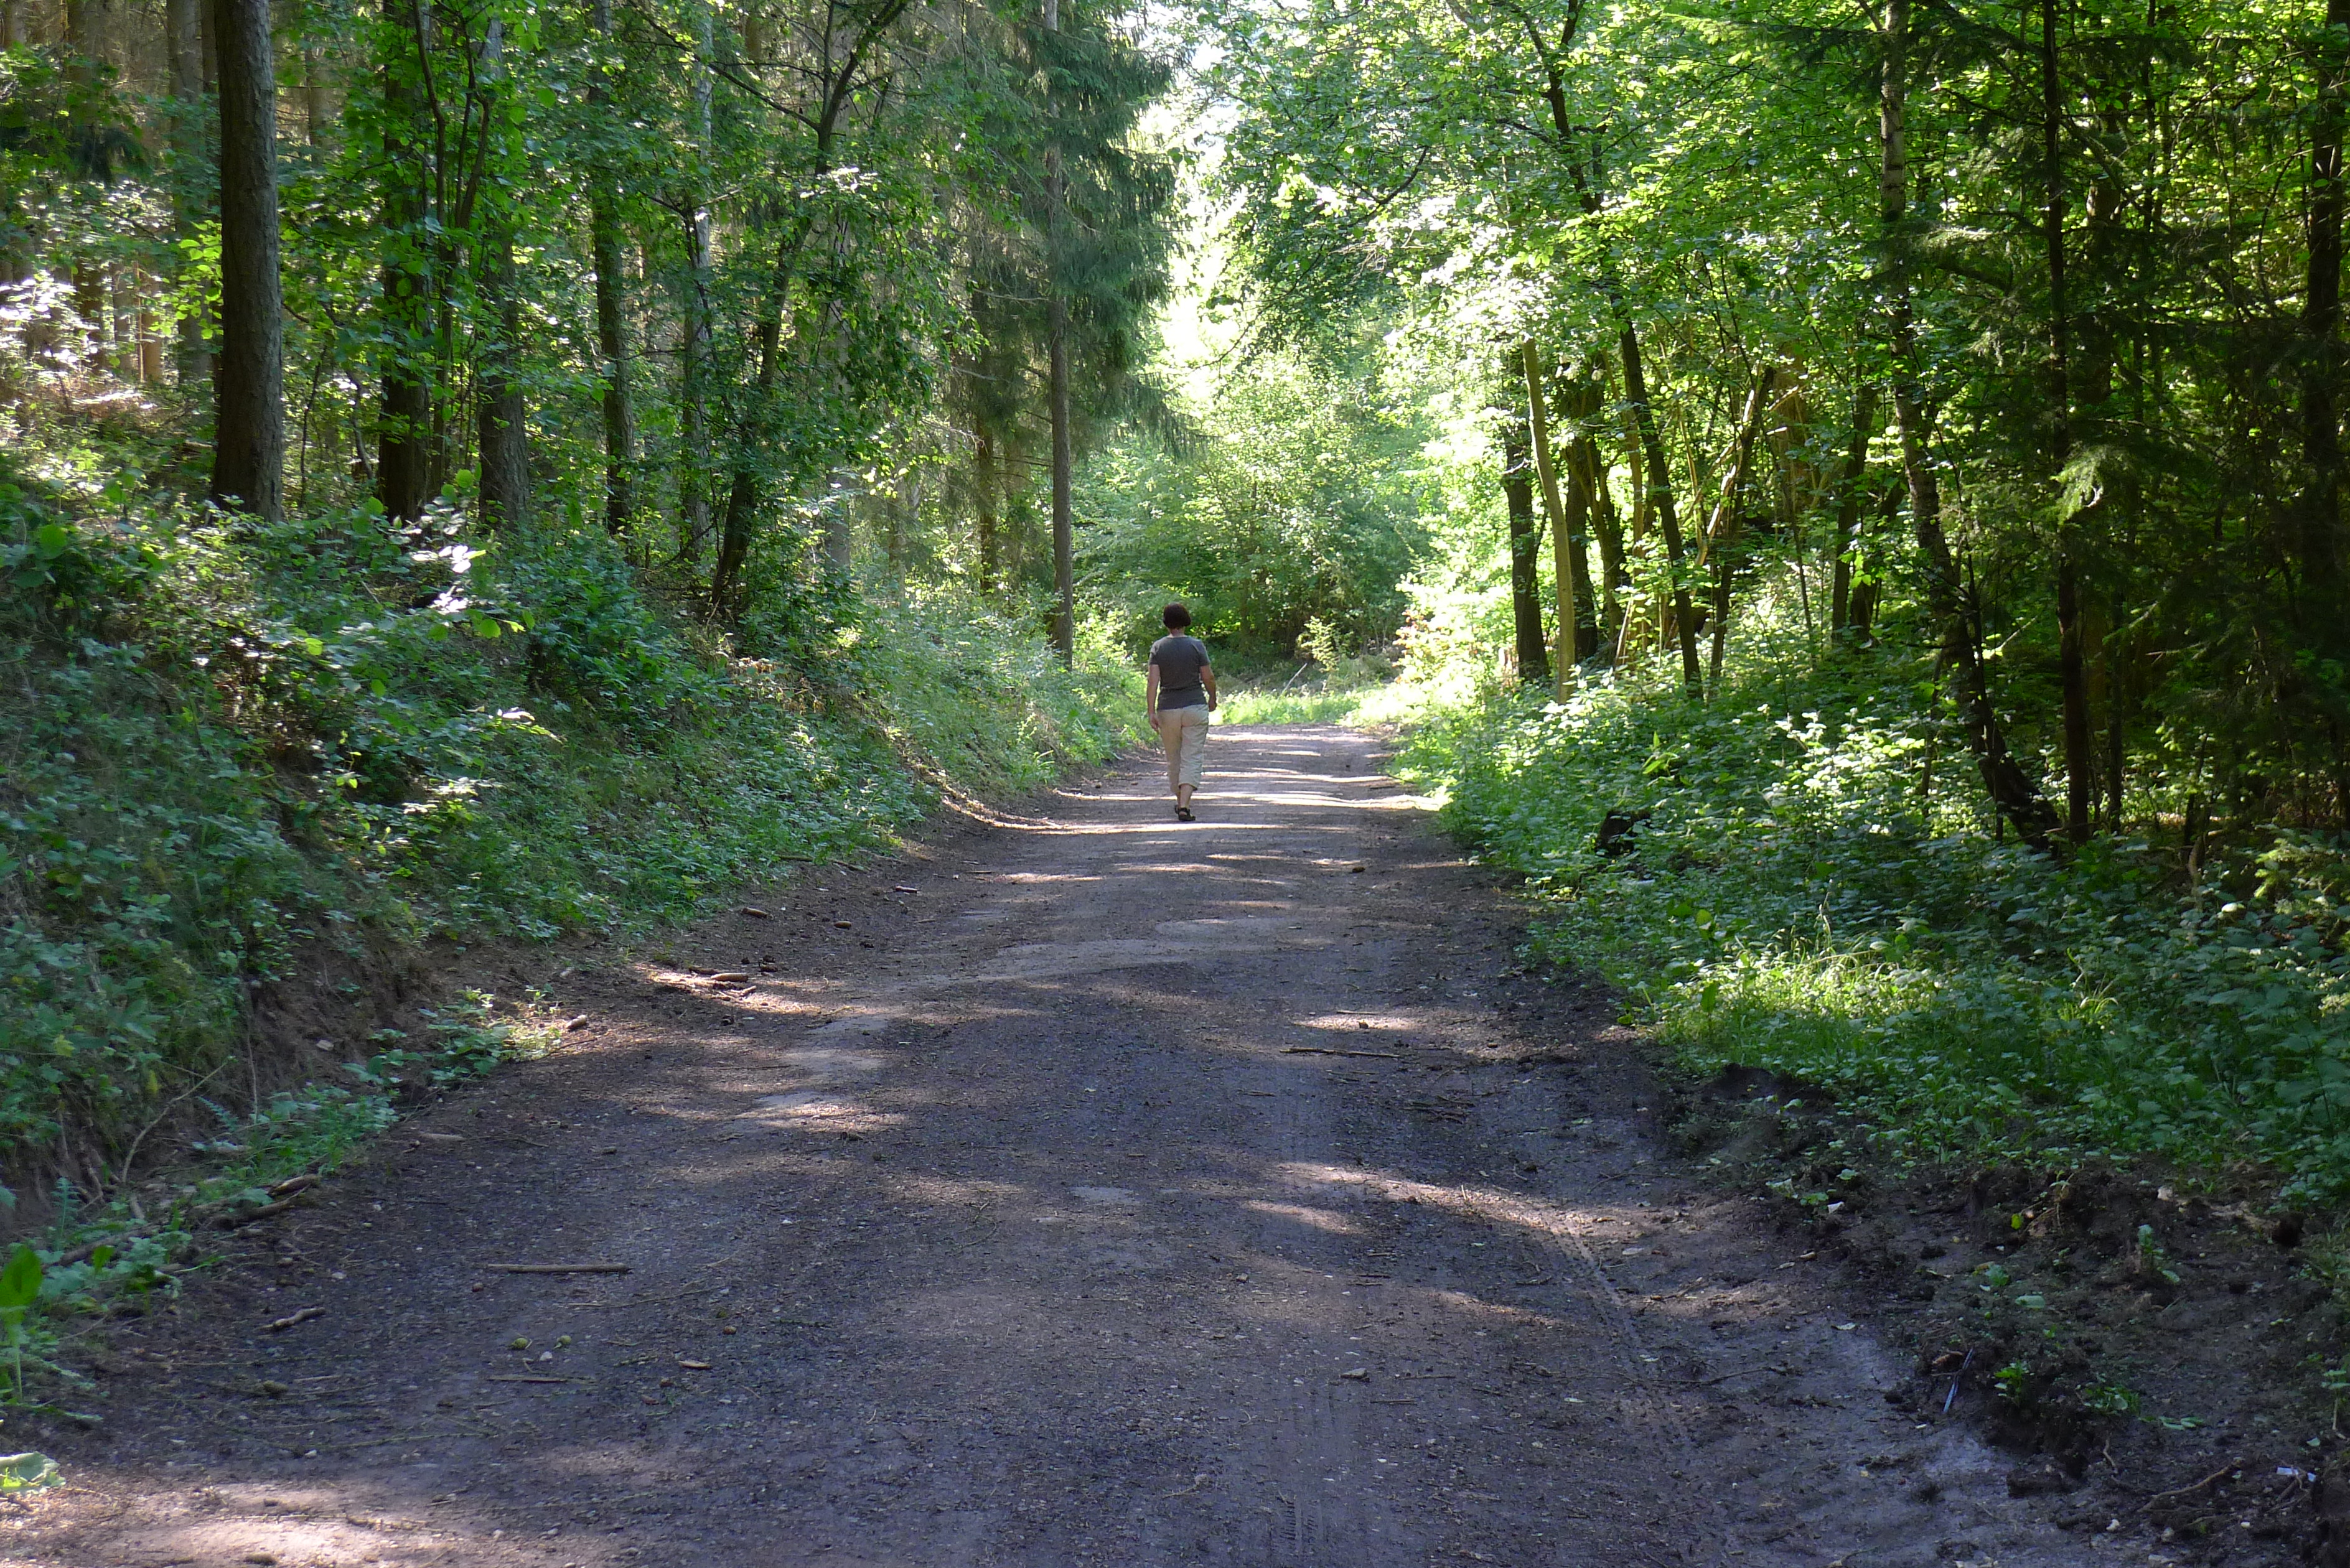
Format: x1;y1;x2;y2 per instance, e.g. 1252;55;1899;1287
0;991;554;1412
1215;639;1419;727
1217;678;1386;726
2;454;1130;1242
1403;602;2350;1210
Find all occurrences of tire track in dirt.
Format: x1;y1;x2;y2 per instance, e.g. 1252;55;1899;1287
7;723;2117;1567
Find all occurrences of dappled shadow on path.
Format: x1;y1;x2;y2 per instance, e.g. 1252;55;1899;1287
17;724;2076;1568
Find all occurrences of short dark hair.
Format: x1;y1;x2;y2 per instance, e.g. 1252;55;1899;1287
1162;602;1192;630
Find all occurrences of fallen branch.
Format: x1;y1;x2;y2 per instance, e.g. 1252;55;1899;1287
1283;1047;1401;1060
222;1197;303;1228
2140;1465;2240;1508
482;1262;632;1275
485;1374;578;1384
265;1306;325;1332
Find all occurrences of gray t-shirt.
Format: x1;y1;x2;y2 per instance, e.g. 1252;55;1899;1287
1149;634;1212;709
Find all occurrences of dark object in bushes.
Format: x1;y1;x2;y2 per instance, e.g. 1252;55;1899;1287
2313;1460;2350;1567
2006;1460;2082;1498
1596;809;1652;857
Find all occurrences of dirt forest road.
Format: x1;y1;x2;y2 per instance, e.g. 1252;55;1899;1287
7;725;2116;1568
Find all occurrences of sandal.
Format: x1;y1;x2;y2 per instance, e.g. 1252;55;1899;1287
1176;807;1195;822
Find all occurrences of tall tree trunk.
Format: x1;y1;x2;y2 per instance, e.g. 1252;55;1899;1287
590;201;637;532
1556;443;1597;665
73;261;108;364
475;229;530;531
63;0;105;76
1616;398;1650;666
1044;0;1073;663
2043;0;2091;844
208;0;281;520
134;271;162;381
1500;401;1550;688
302;43;330;146
975;426;1000;593
1880;0;2060;846
474;21;528;533
683;0;716;572
1563;365;1623;660
375;1;431;521
1618;325;1702;693
1831;380;1876;634
2300;0;2350;645
706;0;911;613
1519;341;1583;686
1702;361;1777;689
588;0;635;534
166;0;211;390
2081;109;2131;828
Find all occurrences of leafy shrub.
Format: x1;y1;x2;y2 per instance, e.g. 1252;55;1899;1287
1408;595;2350;1204
1;457;1128;1205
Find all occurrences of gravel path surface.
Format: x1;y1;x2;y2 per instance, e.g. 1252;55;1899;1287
4;724;2107;1567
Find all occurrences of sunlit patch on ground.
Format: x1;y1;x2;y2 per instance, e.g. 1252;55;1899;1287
1293;1012;1421;1032
1241;1200;1364;1234
745;1091;905;1134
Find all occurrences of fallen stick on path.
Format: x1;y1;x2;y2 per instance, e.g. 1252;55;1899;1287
485;1375;578;1384
1282;1046;1401;1060
482;1263;632;1275
220;1196;305;1228
265;1307;326;1332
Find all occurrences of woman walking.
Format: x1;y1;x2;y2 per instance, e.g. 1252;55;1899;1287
1145;602;1217;821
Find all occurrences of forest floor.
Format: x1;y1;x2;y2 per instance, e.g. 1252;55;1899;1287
0;724;2278;1566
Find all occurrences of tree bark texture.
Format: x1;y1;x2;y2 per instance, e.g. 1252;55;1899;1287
1044;0;1073;662
208;0;282;520
976;427;1000;594
475;225;530;531
302;44;332;146
166;0;212;389
2300;0;2350;646
2042;0;2091;843
375;4;431;521
1701;361;1776;689
1618;325;1702;694
1519;341;1584;685
1500;406;1551;689
1560;368;1623;660
63;0;105;79
1049;291;1074;661
588;0;636;534
1832;381;1876;634
472;21;528;533
590;201;636;532
1880;0;2060;846
684;0;719;576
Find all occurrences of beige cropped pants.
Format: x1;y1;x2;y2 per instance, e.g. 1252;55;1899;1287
1156;706;1209;790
